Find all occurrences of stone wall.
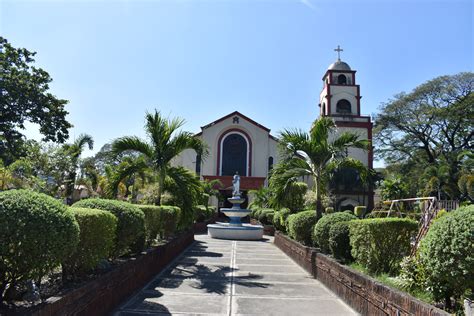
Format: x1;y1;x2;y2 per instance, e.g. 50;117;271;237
274;231;449;316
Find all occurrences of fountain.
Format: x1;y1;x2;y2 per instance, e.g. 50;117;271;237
207;173;263;240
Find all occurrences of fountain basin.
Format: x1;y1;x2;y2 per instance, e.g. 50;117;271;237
207;223;263;240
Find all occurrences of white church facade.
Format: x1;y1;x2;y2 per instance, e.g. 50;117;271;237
173;49;374;210
172;111;280;208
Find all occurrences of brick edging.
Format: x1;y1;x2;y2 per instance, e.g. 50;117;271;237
274;231;449;316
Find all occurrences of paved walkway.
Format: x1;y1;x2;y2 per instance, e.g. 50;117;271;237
115;234;357;315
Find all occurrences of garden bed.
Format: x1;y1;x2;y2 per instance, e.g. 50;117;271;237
2;231;194;316
274;231;449;316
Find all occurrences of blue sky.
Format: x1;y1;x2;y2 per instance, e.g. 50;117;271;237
1;0;472;167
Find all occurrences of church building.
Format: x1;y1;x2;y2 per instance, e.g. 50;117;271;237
172;111;280;208
318;46;374;210
173;47;374;210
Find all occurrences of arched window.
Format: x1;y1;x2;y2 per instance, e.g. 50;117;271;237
221;133;248;176
337;74;347;85
268;156;274;172
336;99;352;114
195;153;201;176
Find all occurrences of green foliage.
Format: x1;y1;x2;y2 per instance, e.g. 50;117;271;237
375;72;474;202
287;210;319;245
248;186;272;209
328;221;353;263
354;206;366;218
257;209;275;225
0;37;72;164
193;204;214;222
418;205;474;305
398;255;427;293
312;212;357;252
136;205;162;244
325;207;334;213
0;190;79;298
159;205;181;238
349;218;418;274
273;208;291;232
112;110;208;209
268;179;307;212
73;199;145;256
458;172;474;201
380;177;410;200
64;207;117;275
272;116;370;219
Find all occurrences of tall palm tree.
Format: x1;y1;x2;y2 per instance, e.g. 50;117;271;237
112;110;207;205
271;117;371;219
63;133;94;204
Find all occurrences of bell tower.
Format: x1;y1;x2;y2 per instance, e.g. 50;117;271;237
318;46;374;210
319;45;361;117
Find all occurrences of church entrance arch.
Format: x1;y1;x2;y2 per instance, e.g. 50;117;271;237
218;130;251;176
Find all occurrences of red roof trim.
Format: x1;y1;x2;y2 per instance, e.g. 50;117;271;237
200;111;271;132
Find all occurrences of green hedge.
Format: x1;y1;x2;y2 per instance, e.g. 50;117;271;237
193;205;213;223
287;210;318;245
328;221;353;263
312;212;357;252
73;199;145;256
257;209;275;225
0;190;79;297
64;207;117;275
273;208;291;232
354;206;366;218
159;205;181;238
418;205;474;303
136;205;162;244
349;218;418;274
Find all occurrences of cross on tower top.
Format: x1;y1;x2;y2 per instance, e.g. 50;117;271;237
334;45;343;61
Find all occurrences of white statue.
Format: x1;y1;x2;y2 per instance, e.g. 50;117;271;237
232;172;240;197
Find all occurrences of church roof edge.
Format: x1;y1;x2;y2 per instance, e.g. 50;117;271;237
199;111;272;133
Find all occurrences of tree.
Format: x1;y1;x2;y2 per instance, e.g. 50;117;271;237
112;110;207;206
62;134;94;204
271;117;370;219
0;37;72;164
380;176;410;200
374;72;473;201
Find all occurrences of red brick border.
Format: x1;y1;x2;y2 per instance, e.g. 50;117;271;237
274;232;448;316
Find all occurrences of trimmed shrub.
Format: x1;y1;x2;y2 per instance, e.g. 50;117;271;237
0;190;79;297
418;205;474;305
160;206;181;238
349;218;418;274
64;208;117;275
354;206;366;218
73;199;145;256
313;212;357;252
193;205;209;222
136;205;162;244
258;209;275;225
328;221;353;263
272;208;290;232
287;210;319;245
325;207;334;214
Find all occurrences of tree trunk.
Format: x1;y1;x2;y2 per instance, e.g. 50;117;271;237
155;169;165;205
315;176;323;220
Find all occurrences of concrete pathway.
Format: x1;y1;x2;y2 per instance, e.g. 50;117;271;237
114;234;357;316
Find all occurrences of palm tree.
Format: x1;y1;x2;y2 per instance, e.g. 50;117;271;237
271;117;371;219
112;110;207;205
63;134;94;204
